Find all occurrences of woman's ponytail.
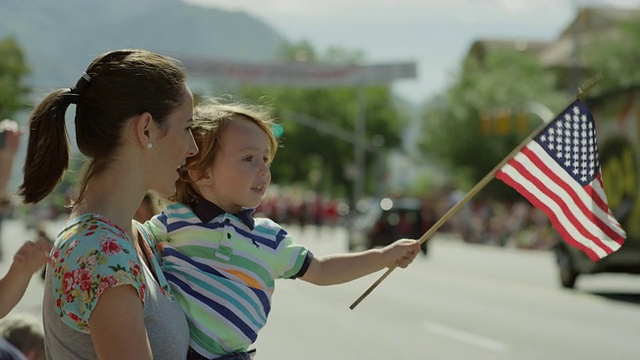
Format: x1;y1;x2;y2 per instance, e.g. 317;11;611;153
18;89;72;204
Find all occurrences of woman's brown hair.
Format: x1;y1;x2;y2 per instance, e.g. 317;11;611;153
19;49;187;204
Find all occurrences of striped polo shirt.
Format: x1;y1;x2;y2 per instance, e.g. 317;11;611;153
143;198;313;359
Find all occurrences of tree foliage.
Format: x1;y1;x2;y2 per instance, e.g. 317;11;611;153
420;48;565;199
583;15;640;94
0;37;30;119
234;40;406;198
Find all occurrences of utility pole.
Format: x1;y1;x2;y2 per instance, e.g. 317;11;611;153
353;82;367;212
569;1;582;95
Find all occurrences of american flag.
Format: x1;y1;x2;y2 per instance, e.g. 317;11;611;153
496;99;626;261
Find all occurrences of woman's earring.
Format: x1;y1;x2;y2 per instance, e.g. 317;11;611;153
146;142;153;149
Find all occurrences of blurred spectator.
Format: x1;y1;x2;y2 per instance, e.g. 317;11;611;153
0;336;25;360
0;314;44;360
0;119;21;260
134;192;161;223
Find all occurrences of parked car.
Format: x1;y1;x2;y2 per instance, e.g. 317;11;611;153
551;89;640;288
347;197;429;255
553;235;640;288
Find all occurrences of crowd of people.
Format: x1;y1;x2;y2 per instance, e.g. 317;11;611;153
432;191;558;250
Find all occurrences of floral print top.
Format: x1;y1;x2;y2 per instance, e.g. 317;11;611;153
50;213;172;333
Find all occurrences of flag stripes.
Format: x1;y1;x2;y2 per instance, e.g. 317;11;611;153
497;141;624;261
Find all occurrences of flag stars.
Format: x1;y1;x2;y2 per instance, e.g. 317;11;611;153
535;102;601;185
498;101;623;262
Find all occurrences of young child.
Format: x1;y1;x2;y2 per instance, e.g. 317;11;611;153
0;119;51;320
0;238;51;319
140;100;421;360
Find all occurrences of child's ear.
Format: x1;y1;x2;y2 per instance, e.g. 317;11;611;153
189;168;214;186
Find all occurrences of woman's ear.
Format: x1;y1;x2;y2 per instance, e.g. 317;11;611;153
132;112;154;148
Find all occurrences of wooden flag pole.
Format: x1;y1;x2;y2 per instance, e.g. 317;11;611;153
349;75;603;310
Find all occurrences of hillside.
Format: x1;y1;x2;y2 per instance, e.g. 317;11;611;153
0;0;288;92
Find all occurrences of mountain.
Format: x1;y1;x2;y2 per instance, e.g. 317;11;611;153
0;0;288;93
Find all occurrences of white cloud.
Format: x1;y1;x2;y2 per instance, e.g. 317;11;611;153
184;0;523;17
184;0;635;19
182;0;639;102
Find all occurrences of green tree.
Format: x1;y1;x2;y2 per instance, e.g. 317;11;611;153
420;48;565;199
583;15;640;93
0;37;30;119
235;41;405;198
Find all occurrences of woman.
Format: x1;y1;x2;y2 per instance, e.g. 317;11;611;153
18;49;199;359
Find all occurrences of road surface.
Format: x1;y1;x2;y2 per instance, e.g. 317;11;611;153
2;220;639;359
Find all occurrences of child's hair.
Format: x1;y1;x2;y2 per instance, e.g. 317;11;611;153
173;99;278;206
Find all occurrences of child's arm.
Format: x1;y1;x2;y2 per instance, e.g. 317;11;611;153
300;238;420;286
0;239;51;318
0;119;21;198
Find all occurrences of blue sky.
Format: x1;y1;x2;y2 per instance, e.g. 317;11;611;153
184;0;639;104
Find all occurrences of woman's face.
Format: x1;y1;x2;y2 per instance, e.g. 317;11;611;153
150;85;199;197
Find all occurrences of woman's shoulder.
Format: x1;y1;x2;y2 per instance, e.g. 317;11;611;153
61;213;129;239
49;214;147;333
53;213;135;259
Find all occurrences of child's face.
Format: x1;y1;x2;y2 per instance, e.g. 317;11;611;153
201;118;271;213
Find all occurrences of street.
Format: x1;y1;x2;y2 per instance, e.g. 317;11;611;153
2;219;639;359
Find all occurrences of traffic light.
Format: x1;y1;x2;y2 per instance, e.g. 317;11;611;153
494;108;512;136
480;108;531;136
516;111;528;135
480;111;491;136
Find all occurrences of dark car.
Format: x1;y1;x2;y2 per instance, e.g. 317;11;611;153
347;197;429;255
551;89;640;288
553;234;640;288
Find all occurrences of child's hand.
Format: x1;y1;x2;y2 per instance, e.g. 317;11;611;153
382;238;420;269
0;119;21;155
12;239;52;275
